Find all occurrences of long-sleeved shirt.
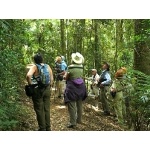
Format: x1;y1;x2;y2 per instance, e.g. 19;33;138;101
100;70;111;85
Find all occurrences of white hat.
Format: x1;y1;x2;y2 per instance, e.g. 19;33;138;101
91;69;97;73
71;52;84;64
61;56;65;61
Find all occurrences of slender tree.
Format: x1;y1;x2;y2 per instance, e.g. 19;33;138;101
93;19;100;70
114;19;123;71
134;19;150;75
60;19;66;54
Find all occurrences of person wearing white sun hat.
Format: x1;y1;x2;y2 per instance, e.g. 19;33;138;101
71;52;84;64
63;52;87;129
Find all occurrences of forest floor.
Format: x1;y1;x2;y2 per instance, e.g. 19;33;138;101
20;88;129;131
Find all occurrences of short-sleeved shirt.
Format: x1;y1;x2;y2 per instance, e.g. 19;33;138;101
67;64;83;80
61;60;67;71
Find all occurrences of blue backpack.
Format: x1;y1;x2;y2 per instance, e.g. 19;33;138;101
36;64;50;88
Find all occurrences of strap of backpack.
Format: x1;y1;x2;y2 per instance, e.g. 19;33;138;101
35;63;43;73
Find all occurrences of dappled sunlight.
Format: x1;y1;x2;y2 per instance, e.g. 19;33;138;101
2;19;150;131
55;105;66;109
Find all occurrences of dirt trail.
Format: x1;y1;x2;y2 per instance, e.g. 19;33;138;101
22;91;126;131
23;64;125;131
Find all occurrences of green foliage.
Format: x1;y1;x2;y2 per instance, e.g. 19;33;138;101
0;19;149;130
0;48;25;130
0;19;30;130
134;19;150;44
128;70;150;130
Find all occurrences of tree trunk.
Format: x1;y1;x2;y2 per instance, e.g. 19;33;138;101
60;19;66;54
114;19;123;71
134;19;150;75
73;19;85;53
94;19;100;70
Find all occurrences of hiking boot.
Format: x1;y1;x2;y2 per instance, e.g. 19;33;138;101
46;128;51;131
38;128;46;131
67;124;76;129
103;111;110;116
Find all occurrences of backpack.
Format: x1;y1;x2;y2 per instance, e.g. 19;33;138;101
55;61;67;81
35;64;50;88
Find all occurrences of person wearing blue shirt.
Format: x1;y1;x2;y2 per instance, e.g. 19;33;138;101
61;56;67;71
55;56;67;99
99;62;111;116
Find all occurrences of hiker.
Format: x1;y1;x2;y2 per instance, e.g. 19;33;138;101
90;69;100;110
98;62;111;116
110;68;127;126
26;53;53;131
116;67;134;126
60;56;67;98
63;52;87;128
54;56;67;99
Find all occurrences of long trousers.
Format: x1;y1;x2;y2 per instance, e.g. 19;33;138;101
67;100;82;125
113;97;126;125
100;87;110;113
32;85;51;130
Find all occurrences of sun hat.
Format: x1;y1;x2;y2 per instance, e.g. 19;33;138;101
71;52;84;64
91;69;97;73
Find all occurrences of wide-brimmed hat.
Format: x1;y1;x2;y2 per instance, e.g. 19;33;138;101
71;52;84;64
